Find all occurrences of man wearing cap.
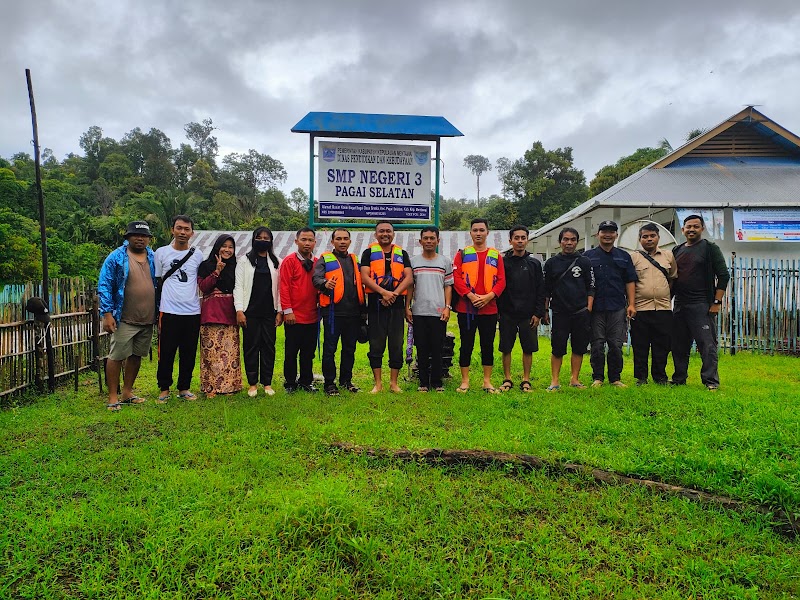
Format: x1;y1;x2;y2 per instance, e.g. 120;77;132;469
98;221;157;411
584;220;638;388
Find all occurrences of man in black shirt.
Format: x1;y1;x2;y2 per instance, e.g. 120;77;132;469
543;227;595;390
497;225;545;392
360;221;413;393
671;214;730;390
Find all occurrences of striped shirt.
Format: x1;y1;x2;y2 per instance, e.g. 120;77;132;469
410;254;454;317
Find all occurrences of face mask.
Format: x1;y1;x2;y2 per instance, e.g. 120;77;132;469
253;239;272;252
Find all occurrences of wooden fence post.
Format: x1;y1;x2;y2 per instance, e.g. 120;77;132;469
91;292;102;393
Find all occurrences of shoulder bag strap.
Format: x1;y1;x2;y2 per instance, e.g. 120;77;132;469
637;250;670;283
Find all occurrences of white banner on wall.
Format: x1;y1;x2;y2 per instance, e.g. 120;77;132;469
675;209;725;241
733;208;800;242
317;141;432;220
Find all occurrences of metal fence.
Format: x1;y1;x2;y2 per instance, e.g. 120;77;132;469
0;277;109;398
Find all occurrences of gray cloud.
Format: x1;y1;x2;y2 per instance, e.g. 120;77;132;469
2;0;799;203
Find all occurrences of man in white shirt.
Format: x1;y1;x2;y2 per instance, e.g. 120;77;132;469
154;215;204;402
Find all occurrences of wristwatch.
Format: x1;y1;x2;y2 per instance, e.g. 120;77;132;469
444;304;452;310
713;299;722;305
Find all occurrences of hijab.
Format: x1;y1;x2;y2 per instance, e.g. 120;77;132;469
198;234;236;293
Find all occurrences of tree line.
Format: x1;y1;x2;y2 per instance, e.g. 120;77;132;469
1;115;692;284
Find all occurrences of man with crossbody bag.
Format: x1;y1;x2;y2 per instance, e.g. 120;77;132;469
629;223;677;385
154;215;203;403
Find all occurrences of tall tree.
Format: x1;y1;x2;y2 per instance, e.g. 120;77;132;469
495;157;512;199
184;118;219;164
288;187;308;213
503;141;587;229
463;154;492;204
221;150;287;195
588;146;668;198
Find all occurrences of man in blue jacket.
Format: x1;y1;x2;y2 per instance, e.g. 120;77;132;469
97;221;157;411
584;221;638;388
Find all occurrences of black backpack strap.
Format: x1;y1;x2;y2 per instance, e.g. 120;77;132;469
160;247;196;283
637;250;670;283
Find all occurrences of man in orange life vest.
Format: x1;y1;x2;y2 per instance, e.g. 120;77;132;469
360;221;413;393
312;228;366;396
453;218;506;393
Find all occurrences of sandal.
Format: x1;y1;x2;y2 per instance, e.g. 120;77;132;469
417;386;429;392
106;402;122;412
156;393;170;404
177;392;197;400
546;385;560;392
434;387;445;393
570;382;587;389
499;379;513;392
520;381;533;393
324;384;340;397
456;386;470;393
120;395;146;405
483;387;500;394
342;383;360;393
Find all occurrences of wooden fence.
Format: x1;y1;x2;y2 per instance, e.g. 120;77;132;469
721;256;799;355
0;277;110;398
1;258;798;397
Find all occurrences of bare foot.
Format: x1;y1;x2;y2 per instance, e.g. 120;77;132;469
389;385;402;393
370;385;383;394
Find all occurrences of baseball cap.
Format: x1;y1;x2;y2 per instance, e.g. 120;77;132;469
597;220;618;232
125;221;153;237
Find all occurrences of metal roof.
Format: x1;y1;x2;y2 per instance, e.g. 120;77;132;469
190;230;511;261
291;112;464;139
532;159;800;238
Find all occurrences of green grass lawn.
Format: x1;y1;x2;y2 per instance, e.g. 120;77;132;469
1;334;799;599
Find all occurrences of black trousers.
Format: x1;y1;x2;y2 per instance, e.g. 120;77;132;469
630;310;673;383
590;309;628;383
157;313;201;391
458;313;498;367
367;308;405;370
414;316;447;388
242;315;276;386
284;322;318;387
322;315;360;386
672;303;720;387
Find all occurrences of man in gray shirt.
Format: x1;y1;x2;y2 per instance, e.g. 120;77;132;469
405;226;453;392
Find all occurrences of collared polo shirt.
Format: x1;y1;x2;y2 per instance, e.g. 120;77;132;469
630;248;677;311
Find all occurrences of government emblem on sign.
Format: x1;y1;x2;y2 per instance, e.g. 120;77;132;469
322;147;336;162
414;150;429;166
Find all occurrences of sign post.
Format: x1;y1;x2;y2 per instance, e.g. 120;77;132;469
292;112;462;230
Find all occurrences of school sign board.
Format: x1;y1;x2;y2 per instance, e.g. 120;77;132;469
733;209;800;242
317;141;432;220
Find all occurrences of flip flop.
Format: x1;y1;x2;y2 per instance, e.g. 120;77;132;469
570;382;587;389
155;393;170;404
177;392;197;400
483;387;500;394
520;381;533;392
455;386;470;393
119;395;146;405
434;387;445;393
106;402;122;411
499;379;514;392
417;386;429;392
546;385;560;392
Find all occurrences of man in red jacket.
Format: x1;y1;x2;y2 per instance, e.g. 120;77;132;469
453;218;506;393
279;227;319;392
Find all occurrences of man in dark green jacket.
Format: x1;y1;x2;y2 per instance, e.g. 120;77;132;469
671;214;730;390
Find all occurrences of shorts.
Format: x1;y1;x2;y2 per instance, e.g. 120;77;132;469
109;322;154;360
550;310;590;357
498;314;539;354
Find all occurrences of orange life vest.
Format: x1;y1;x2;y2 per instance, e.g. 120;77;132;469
459;246;500;294
366;243;407;295
318;252;364;307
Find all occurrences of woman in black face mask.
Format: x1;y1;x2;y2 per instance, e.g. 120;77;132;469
233;227;283;397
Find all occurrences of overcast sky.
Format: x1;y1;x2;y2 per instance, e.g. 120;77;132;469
2;1;799;202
